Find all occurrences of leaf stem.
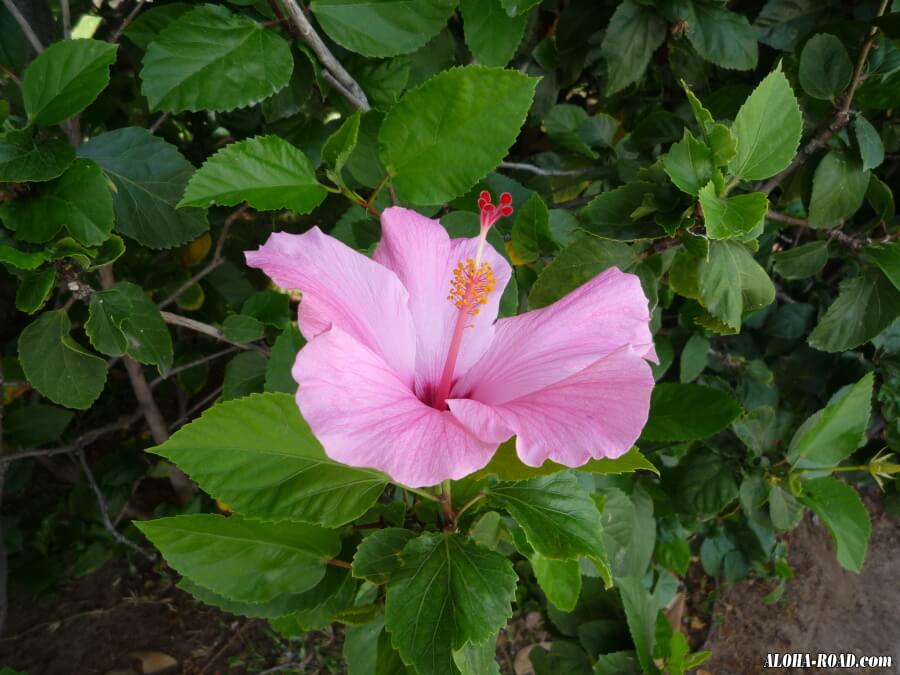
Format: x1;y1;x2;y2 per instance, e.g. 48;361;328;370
327;558;352;569
439;479;455;529
454;492;485;522
402;485;441;503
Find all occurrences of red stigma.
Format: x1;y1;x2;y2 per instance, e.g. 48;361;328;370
479;191;514;230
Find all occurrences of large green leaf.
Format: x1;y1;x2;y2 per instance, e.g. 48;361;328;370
601;1;666;95
0;130;74;182
787;373;872;467
800;477;871;572
729;65;802;180
352;528;416;585
136;514;340;602
79;127;208;249
22;39;117;125
808;151;870;228
379;65;536;204
808;271;900;352
674;450;739;516
15;267;56;314
698;240;775;329
85;281;173;368
487;473;607;560
617;577;660;675
18;310;107;410
384;532;517;675
149;393;387;527
461;0;528;68
140;4;293;112
699;182;767;240
798;34;851;100
0;159;113;245
453;638;501;675
663;129;713;196
680;1;757;71
532;555;581;611
310;0;457;58
642;383;742;442
179;136;326;213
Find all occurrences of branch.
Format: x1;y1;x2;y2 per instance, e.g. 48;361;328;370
759;0;890;196
149;346;240;387
279;0;370;111
109;0;146;43
1;0;44;53
499;161;586;177
160;311;269;353
60;0;70;40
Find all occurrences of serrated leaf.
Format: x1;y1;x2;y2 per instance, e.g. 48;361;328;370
379;66;537;205
601;486;655;580
15;267;55;314
798;34;851;100
79;127;208;249
772;240;829;279
681;1;757;71
642;383;742;442
769;485;804;530
322;112;361;174
808;271;900;352
180;136;326;213
863;243;900;293
384;532;517;675
222;314;265;344
699;182;768;240
532;555;581;611
675;450;739;516
352;528;415;585
0;130;74;183
136;514;339;602
461;0;528;68
150;393;387;527
729;65;802;180
617;577;660;675
310;0;457;58
123;3;192;50
0;244;45;270
754;0;829;51
18;310;107;410
511;193;553;263
140;4;293;113
800;477;871;572
808;150;870;228
601;1;666;95
663;129;712;196
698;240;775;328
22;39;117;125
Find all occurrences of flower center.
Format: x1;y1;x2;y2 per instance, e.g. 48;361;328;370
432;192;513;410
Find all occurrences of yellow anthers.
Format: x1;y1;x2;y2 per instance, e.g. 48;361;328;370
448;258;496;316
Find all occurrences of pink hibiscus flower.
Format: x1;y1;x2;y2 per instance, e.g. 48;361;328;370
245;193;656;488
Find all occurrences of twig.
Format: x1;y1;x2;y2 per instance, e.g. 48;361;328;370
759;0;890;196
499;161;586;177
766;209;807;227
160;312;269;353
60;0;70;39
109;0;146;43
1;0;44;53
168;384;223;432
198;620;259;675
76;450;156;561
149;111;170;134
149;346;239;387
0;63;20;85
767;209;874;250
279;0;370;111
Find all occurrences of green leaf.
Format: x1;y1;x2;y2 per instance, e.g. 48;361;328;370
772;240;829;279
79;127;208;249
86;281;173;368
529;236;638;309
180;136;326;214
379;65;537;204
853;116;884;172
601;1;666;95
352;528;416;585
140;4;293;113
0;244;45;270
542;105;609;159
800;477;871;572
754;0;829;51
729;65;802;181
0;130;74;182
511;193;553;263
681;1;757;71
22;39;117;125
808;151;870;228
769;485;804;531
1;159;113;246
679;332;709;383
581;182;667;241
808;271;900;352
222;352;267;401
322;112;361;174
18;310;107;410
617;577;660;675
136;514;340;602
866;175;894;224
601;487;655;580
222;314;265;343
310;0;457;58
15;267;56;314
675;450;739;516
864;243;900;293
453;638;501;675
663;129;713;196
3;403;74;448
265;325;304;394
798;34;851;100
787;373;872;467
699;182;768;240
499;0;540;16
475;440;657;481
642;383;742;442
385;532;517;675
698;240;775;329
122;3;192;49
461;0;528;67
487;473;606;561
532;555;581;611
708;124;737;166
150;393;387;527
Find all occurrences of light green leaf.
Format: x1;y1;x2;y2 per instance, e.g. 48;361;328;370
769;485;805;530
352;528;416;585
322;112;361;174
453;638;501;675
379;65;537;204
808;151;870;228
136;514;340;602
601;1;667;95
0;159;113;245
141;4;292;113
699;182;768;240
698;240;775;329
511;193;553;263
808;271;900;352
461;0;528;67
532;555;581;611
617;576;660;675
679;332;709;383
601;487;655;579
180;136;326;213
772;240;829;279
682;1;757;71
150;393;387;527
864;243;900;293
385;532;517;675
310;0;457;58
222;314;265;343
642;383;742;442
22;39;117;125
79;127;208;249
729;65;802;180
18;310;107;410
0;130;74;183
800;477;871;572
798;34;851;100
853;116;884;171
487;473;607;561
708;124;737;166
663;129;713;196
15;267;56;314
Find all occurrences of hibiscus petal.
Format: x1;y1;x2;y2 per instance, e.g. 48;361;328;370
374;207;511;400
453;267;656;403
294;326;498;488
448;347;654;467
246;228;416;385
